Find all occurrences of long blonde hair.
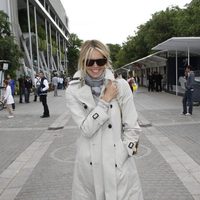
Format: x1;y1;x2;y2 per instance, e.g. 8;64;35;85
78;40;112;74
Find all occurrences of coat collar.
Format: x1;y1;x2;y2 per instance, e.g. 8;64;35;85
74;69;115;108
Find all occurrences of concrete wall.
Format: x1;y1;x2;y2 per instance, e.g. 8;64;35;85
0;0;9;14
49;0;68;28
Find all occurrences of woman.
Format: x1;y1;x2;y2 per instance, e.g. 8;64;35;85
66;40;143;200
3;79;14;118
7;74;15;110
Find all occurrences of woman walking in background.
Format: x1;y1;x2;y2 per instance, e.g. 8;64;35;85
2;79;14;118
7;74;15;110
66;40;143;200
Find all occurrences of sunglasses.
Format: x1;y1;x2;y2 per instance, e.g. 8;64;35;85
86;58;107;67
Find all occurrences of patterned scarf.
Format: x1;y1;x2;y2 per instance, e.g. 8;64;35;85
84;72;105;97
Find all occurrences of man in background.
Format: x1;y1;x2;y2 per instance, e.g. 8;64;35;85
38;71;50;118
33;73;41;102
52;74;58;96
24;76;32;103
182;65;195;116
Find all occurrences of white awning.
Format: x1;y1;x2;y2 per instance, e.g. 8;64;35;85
118;51;167;71
152;37;200;95
152;37;200;54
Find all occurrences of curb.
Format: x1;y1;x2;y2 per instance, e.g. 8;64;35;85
138;112;152;127
48;112;69;130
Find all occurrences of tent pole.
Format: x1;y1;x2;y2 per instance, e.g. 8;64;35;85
176;50;178;96
187;47;190;65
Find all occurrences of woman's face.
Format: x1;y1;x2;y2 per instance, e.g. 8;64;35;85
86;49;107;79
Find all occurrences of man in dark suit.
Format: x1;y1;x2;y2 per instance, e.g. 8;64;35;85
182;65;195;115
38;72;50;118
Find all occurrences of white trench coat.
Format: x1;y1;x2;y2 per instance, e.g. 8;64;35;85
66;69;143;200
3;85;14;105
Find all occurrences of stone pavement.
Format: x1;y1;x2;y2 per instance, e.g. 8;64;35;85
0;88;199;200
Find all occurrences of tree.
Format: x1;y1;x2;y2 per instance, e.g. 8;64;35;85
67;33;83;77
0;11;22;78
107;43;121;69
175;0;200;36
117;0;200;68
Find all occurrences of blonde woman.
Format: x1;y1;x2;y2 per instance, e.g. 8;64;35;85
3;79;14;118
66;40;143;200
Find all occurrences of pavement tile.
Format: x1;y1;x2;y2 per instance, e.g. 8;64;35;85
1;88;200;199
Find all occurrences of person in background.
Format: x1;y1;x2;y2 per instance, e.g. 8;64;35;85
51;74;58;96
24;76;32;103
18;75;25;103
33;73;41;102
38;71;50;118
59;76;64;89
2;79;14;118
66;40;143;200
7;74;15;110
182;65;195;116
157;73;163;92
148;72;154;92
127;71;138;93
127;71;135;93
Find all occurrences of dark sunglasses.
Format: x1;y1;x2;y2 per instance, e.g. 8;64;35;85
86;58;107;67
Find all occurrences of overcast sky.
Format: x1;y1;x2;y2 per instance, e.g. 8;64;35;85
60;0;191;45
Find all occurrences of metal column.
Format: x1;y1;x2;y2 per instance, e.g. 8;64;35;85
175;50;178;96
34;6;40;72
27;0;35;81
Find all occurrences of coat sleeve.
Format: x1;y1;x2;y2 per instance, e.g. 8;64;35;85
66;88;110;138
117;79;141;156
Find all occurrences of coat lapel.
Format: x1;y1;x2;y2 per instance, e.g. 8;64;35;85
74;69;115;109
76;84;96;109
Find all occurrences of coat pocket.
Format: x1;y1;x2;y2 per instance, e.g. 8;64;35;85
115;140;129;168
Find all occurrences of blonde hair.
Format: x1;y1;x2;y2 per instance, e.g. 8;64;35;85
78;40;112;74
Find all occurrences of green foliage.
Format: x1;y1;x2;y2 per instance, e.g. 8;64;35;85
0;11;10;36
175;0;200;36
114;0;200;68
38;38;47;51
0;11;22;78
67;33;83;76
38;25;46;40
51;38;58;56
107;43;121;69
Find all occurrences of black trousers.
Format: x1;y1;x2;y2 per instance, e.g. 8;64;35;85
40;95;49;116
182;90;193;114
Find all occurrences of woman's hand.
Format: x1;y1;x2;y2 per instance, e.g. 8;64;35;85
101;80;118;102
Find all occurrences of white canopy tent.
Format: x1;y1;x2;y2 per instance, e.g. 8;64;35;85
152;37;200;95
116;51;167;72
115;52;167;87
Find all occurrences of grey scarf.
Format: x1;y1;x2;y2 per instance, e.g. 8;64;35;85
84;73;105;97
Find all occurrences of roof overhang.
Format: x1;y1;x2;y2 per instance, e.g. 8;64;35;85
30;0;69;43
116;51;167;72
152;37;200;54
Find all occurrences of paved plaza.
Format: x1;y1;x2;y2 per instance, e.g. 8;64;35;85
0;88;200;200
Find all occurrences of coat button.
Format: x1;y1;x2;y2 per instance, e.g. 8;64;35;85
114;144;116;147
90;162;92;165
115;164;117;168
84;104;88;109
108;124;112;128
110;104;113;108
